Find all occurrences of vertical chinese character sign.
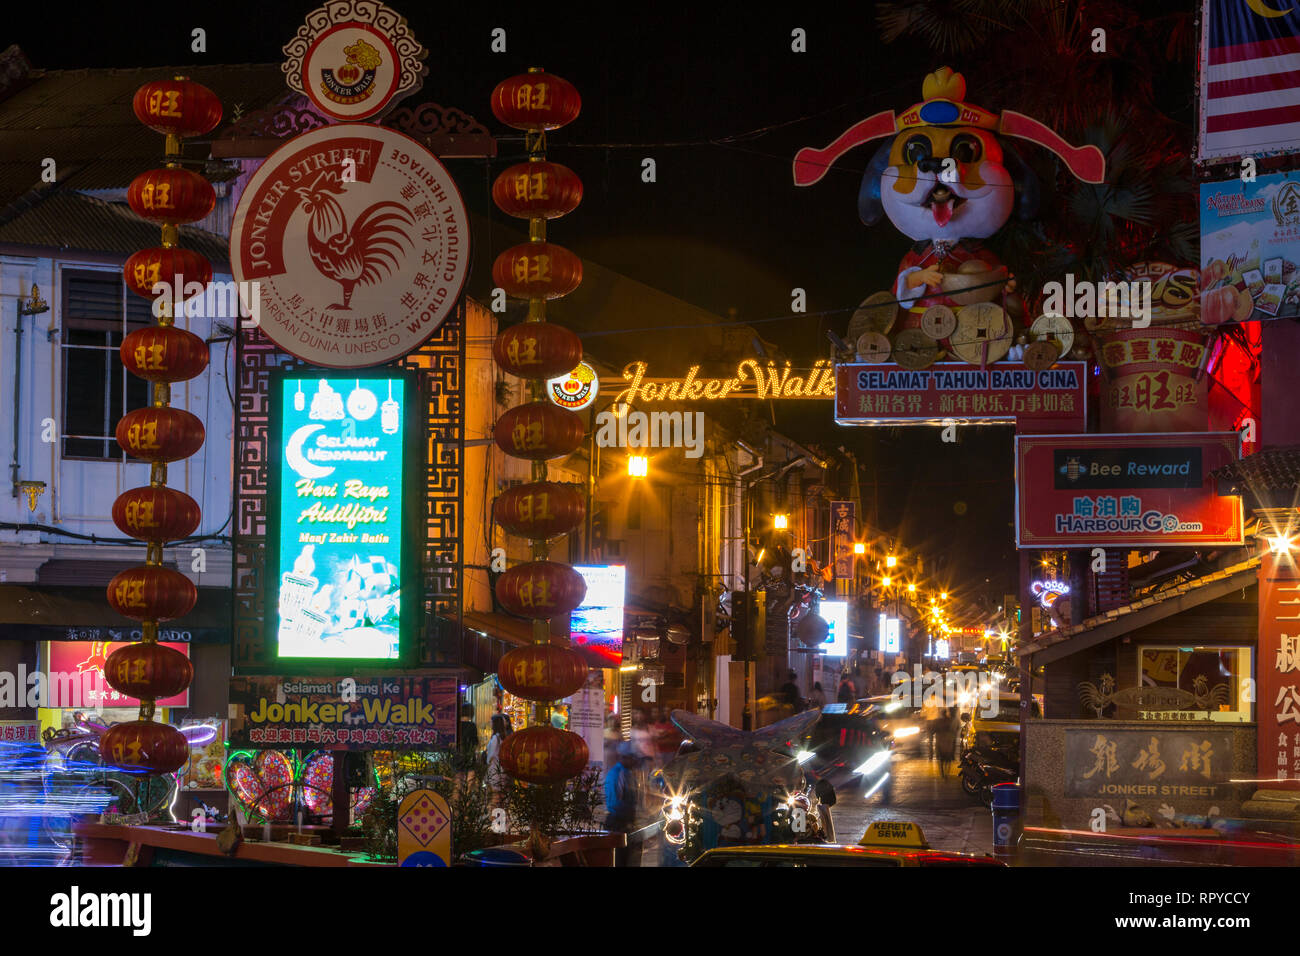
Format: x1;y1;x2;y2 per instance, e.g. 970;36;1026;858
831;500;855;580
1262;553;1300;790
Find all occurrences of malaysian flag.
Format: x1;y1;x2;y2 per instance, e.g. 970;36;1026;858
1199;0;1300;162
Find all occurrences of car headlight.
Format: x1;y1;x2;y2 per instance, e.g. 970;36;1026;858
893;725;920;739
853;750;891;777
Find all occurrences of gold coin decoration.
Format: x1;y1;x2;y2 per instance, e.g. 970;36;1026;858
847;291;899;338
1023;340;1061;371
1028;313;1074;359
892;328;940;369
952;302;1011;365
855;331;892;364
920;304;957;340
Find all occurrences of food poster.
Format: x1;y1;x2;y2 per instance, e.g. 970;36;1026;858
1200;172;1300;325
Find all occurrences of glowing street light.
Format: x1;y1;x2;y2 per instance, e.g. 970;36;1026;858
1268;534;1296;555
881;575;892;588
940;591;948;600
885;554;898;569
628;454;648;478
906;582;916;594
853;542;866;555
773;513;789;530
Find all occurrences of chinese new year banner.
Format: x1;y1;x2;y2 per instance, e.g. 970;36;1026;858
836;362;1086;427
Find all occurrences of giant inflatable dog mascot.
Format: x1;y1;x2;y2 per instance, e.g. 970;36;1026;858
795;68;1105;363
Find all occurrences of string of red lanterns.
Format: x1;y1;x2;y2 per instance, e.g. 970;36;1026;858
102;77;222;777
489;68;592;786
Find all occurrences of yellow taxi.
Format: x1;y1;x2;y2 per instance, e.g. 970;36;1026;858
690;821;1005;867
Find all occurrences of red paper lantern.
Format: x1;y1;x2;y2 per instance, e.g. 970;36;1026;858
123;247;213;300
133;78;223;139
493;481;585;539
121;325;210;383
492;243;583;300
104;642;193;701
116;407;205;463
101;720;191;775
492;161;583;219
499;726;589;783
498;644;588;701
493;402;585;461
492;322;583;380
127;167;215;225
107;565;198;622
495;561;588;619
491;70;581;131
112;486;202;542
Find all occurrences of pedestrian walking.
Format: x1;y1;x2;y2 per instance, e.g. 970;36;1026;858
809;682;827;709
779;669;803;712
935;707;958;778
813;778;836;842
605;742;643;867
836;670;856;705
485;714;511;799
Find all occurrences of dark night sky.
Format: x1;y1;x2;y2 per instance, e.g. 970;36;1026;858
4;2;1193;613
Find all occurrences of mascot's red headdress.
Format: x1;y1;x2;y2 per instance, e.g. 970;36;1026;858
793;67;1104;187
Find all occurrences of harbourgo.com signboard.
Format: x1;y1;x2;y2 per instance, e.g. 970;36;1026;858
835;362;1086;426
1015;432;1244;548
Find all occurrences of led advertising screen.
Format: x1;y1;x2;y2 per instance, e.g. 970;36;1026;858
268;371;418;664
570;565;625;668
818;600;848;657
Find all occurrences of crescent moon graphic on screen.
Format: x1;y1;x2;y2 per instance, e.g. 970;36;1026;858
285;424;335;479
1245;0;1293;17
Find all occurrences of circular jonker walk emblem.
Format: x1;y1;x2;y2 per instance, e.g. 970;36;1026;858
230;124;469;368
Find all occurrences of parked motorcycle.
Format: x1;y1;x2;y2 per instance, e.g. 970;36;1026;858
959;747;1017;807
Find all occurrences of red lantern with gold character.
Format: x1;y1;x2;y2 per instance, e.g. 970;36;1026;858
499;726;589;783
127;167;216;226
123;247;213;300
121;325;210;383
493;481;584;539
492;161;583;220
492;322;582;380
492;242;583;300
498;644;588;701
112;486;201;542
102;720;191;775
104;642;193;701
493;402;584;461
495;561;588;619
491;70;581;131
116;407;205;463
107;565;197;622
133;78;223;139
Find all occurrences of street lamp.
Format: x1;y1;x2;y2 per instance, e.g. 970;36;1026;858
906;582;916;594
773;513;788;530
881;575;892;588
628;453;648;478
853;542;865;555
885;554;897;569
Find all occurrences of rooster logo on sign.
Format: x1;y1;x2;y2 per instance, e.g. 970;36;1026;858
294;170;414;312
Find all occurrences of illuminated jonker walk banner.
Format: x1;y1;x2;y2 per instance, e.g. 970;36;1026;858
267;370;419;663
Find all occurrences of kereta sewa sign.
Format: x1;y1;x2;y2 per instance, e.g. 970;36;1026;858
1015;432;1244;548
